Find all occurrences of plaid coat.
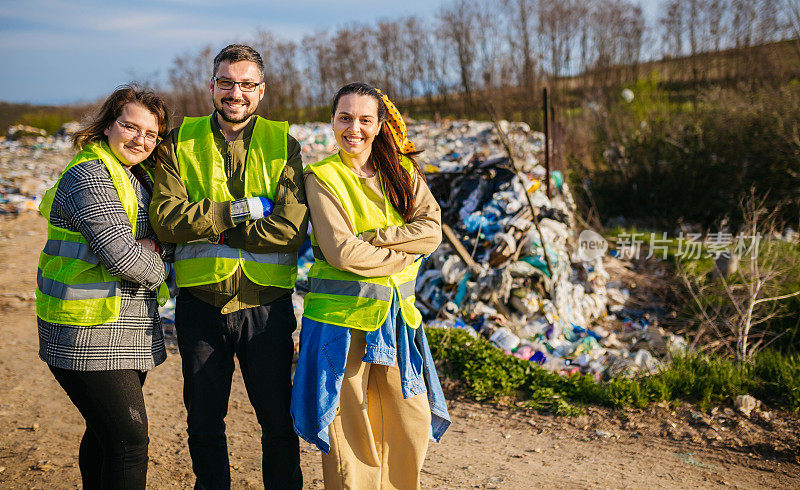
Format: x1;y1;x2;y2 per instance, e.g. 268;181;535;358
38;159;170;371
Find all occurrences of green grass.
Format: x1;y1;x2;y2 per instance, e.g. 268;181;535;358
750;350;800;410
644;354;753;411
427;327;800;414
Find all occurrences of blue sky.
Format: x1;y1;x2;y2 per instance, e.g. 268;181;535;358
0;0;662;105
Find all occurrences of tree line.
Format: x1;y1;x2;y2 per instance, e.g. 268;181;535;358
161;0;799;125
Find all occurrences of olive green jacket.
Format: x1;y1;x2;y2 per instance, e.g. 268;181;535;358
150;113;308;313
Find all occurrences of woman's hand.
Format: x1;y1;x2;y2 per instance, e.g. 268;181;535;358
359;230;377;243
136;238;159;253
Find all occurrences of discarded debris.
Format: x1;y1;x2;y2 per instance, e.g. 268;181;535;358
28;460;55;472
403;120;686;378
734;395;761;417
7;124;47;141
0;123;72;215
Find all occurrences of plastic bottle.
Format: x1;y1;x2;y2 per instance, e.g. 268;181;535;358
490;327;521;351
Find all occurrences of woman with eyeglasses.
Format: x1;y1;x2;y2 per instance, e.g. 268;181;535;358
291;83;450;489
36;84;172;489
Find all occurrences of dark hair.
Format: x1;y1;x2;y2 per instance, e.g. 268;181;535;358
331;82;422;222
72;84;169;153
213;44;264;80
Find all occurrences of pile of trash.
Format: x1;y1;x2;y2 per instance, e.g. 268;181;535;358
404;120;684;379
0;127;71;215
289;122;336;164
7;124;47;141
409;120;543;174
0;121;77;214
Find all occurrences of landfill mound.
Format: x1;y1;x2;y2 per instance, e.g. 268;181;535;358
2;120;685;379
0;126;71;215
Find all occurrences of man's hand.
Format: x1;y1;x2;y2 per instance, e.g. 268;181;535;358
207;233;225;245
230;197;274;224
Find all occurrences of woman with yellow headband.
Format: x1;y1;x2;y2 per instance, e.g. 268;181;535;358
291;82;450;489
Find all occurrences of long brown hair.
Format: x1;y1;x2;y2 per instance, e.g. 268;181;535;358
331;83;422;222
72;85;170;157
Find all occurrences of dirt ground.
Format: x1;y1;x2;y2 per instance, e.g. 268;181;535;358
2;212;800;489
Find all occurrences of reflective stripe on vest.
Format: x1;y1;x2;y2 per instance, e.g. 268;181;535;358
397;279;416;300
175;244;297;266
37;269;118;300
240;250;298;266
35;142;168;326
176;243;240;261
42;239;100;265
309;277;393;302
303;153;423;331
173;115;297;289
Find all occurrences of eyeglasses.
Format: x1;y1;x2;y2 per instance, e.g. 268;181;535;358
213;77;262;92
115;120;162;146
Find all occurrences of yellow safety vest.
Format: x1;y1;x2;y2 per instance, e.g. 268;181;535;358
303;153;423;331
36;142;168;326
173;115;297;289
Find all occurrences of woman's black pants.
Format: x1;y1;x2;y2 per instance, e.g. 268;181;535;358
50;365;149;489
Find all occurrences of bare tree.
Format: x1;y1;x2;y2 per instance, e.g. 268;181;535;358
783;0;800;61
167;45;215;118
784;0;800;37
251;30;282;118
372;19;404;100
438;0;480;114
704;0;730;53
500;0;540;121
329;23;377;88
474;7;504;92
538;0;582;81
155;0;797;123
584;1;644;89
418;20;451;118
268;38;306;121
731;0;757;48
661;0;684;58
680;193;800;365
301;31;337;111
401;17;427;103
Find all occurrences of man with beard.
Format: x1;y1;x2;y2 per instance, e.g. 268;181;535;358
150;44;306;489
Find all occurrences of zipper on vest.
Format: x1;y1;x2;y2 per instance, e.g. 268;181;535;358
225;147;232;178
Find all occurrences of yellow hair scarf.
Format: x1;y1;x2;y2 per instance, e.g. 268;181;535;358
374;88;415;154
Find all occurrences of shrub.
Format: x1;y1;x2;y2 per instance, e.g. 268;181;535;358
575;82;800;229
426;327;800;413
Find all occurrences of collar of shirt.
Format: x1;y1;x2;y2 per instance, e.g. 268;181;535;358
210;111;257;148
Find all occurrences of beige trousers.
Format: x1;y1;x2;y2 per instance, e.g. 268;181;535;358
322;329;432;490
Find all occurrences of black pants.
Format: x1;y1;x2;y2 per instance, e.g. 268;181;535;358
175;290;301;490
49;366;149;490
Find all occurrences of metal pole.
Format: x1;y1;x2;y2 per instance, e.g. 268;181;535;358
543;87;551;199
551;103;559;173
483;103;555;280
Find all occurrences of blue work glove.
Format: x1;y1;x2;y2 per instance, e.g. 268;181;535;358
231;197;274;224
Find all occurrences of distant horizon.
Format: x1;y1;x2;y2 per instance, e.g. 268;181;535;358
1;0;662;106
